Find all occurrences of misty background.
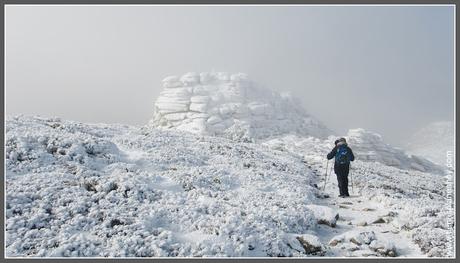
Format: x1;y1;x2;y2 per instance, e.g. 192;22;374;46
5;5;454;146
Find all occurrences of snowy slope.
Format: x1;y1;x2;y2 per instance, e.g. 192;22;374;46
405;121;454;166
5;115;321;257
5;115;453;257
150;72;333;141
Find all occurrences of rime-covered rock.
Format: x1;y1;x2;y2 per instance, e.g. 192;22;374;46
151;72;333;141
295;234;323;254
346;128;444;174
263;129;445;174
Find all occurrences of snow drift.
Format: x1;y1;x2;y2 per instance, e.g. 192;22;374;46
151;72;332;141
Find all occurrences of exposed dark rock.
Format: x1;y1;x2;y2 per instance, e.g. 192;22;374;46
296;236;323;254
110;219;124;228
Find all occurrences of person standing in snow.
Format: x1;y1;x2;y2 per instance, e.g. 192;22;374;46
327;137;355;198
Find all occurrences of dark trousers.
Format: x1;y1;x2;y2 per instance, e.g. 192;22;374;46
334;163;350;196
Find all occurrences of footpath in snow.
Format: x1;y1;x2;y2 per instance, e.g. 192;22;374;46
307;160;424;257
297;153;451;257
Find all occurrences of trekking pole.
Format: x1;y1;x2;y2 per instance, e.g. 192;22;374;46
328;163;333;188
323;160;329;191
350;164;354;194
324;161;333;191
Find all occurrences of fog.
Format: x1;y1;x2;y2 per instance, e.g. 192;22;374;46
5;5;454;145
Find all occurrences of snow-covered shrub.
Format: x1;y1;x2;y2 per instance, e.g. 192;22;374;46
6;116;321;257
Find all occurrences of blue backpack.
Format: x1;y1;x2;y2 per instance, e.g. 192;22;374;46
335;145;350;165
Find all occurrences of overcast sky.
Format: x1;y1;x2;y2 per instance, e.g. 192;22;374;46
5;5;454;145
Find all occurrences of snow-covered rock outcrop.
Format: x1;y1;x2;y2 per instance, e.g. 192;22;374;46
262;129;444;174
405;121;454;166
346;129;444;174
151;72;332;141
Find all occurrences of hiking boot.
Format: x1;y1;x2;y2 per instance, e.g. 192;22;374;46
338;195;345;198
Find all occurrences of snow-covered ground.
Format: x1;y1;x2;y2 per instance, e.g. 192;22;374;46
263;136;454;258
5;115;454;257
6;116;321;257
4;71;454;258
303;157;452;257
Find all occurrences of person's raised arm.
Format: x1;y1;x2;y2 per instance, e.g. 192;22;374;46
327;147;337;160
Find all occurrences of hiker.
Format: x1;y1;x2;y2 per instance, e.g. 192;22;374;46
327;137;355;198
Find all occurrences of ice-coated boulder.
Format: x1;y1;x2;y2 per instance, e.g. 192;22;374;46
151;72;333;141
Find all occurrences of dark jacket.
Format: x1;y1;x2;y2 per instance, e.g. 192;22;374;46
327;144;355;175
